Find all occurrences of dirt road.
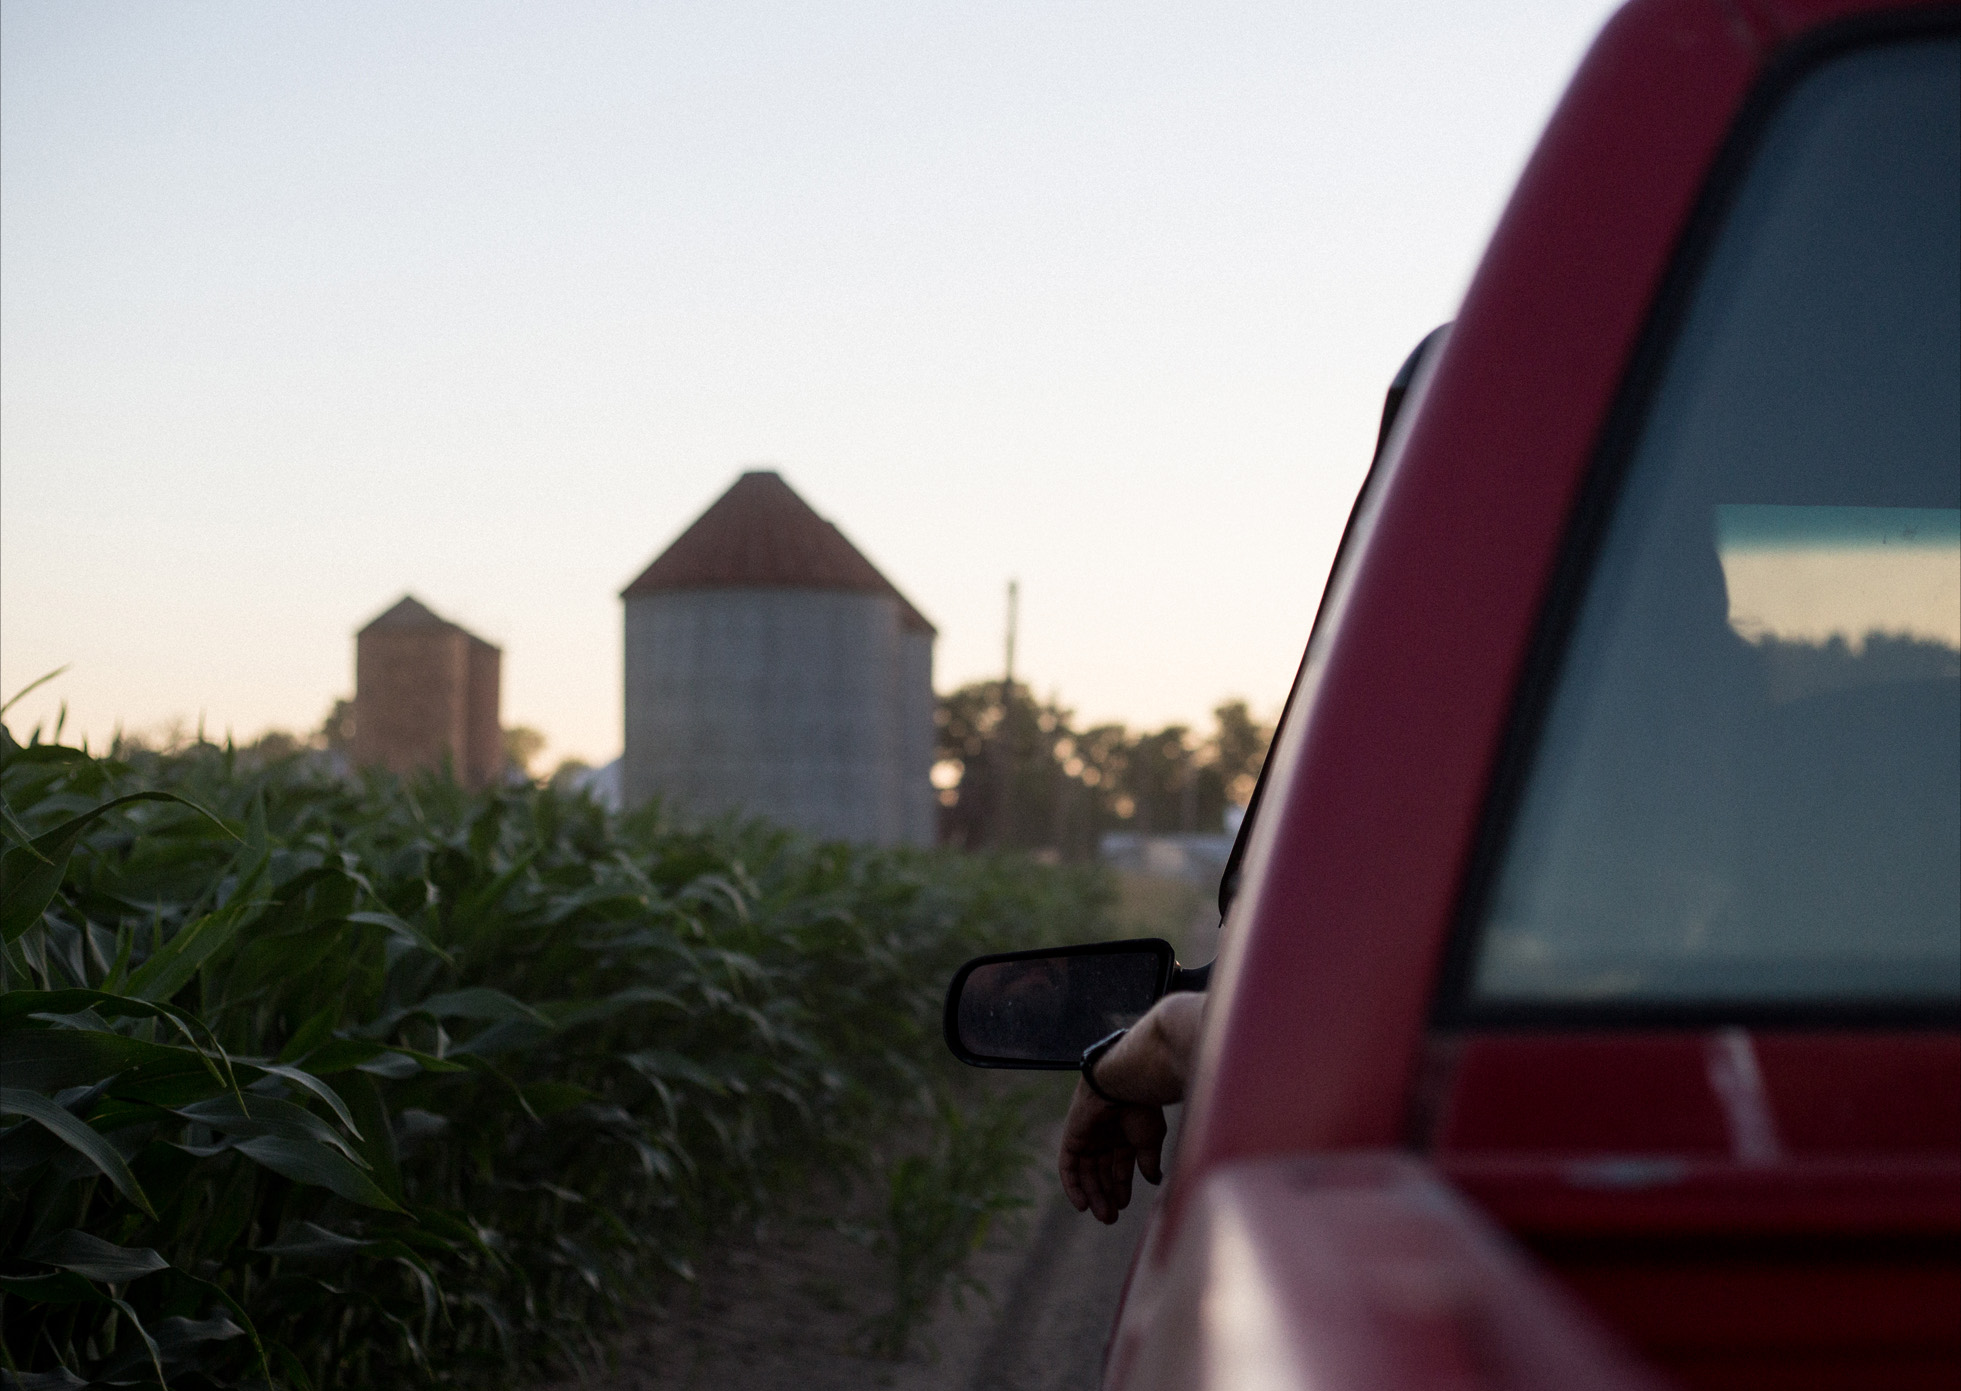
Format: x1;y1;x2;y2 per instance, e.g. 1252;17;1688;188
556;1106;1171;1391
949;1117;1173;1391
556;878;1210;1390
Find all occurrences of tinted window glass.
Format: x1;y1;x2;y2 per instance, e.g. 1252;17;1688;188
1472;39;1961;1008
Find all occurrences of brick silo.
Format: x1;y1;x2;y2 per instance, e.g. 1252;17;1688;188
353;595;503;789
621;471;935;845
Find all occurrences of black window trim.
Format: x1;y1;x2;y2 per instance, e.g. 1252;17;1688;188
1432;5;1961;1033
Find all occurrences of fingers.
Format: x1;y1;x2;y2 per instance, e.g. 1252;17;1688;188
1095;1150;1117;1222
1059;1150;1089;1212
1059;1081;1103;1213
1077;1137;1127;1223
1097;1131;1143;1222
1130;1105;1168;1185
1058;1089;1173;1224
1091;1146;1128;1223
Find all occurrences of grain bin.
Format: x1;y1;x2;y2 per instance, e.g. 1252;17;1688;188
621;471;936;845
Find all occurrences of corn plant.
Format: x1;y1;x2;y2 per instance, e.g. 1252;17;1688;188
0;723;1107;1387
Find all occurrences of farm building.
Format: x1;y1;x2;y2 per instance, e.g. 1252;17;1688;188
353;595;503;789
621;470;935;845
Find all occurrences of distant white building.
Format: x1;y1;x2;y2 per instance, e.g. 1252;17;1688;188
1099;831;1235;885
620;471;936;845
570;757;622;811
1099;806;1243;885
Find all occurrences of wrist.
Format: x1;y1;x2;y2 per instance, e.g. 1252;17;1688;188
1080;1028;1128;1102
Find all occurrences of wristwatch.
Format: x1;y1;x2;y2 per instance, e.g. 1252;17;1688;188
1080;1027;1129;1102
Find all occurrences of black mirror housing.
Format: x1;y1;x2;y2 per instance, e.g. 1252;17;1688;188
944;938;1199;1069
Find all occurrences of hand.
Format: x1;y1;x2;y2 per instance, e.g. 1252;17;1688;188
1058;1088;1167;1224
1056;991;1204;1224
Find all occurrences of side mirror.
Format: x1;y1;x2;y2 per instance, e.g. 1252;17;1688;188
1371;322;1451;464
942;938;1210;1069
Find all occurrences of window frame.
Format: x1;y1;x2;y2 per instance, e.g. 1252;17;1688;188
1432;7;1961;1033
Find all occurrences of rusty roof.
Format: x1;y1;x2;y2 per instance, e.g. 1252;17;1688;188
358;595;499;650
621;471;935;635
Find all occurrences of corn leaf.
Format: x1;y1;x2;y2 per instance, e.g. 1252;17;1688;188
232;1134;403;1212
0;1085;155;1216
26;1229;170;1284
1;791;232;943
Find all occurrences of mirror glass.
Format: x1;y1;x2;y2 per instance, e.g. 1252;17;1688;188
954;947;1167;1064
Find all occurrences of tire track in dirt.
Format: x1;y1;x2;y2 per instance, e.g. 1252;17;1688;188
950;1118;1173;1391
554;881;1213;1390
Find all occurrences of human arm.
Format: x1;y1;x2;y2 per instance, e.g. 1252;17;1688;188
1057;990;1204;1224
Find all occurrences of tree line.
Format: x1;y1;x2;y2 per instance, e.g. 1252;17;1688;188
195;686;1273;861
934;680;1272;859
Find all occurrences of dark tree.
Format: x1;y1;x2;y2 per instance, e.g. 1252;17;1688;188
934;684;1274;858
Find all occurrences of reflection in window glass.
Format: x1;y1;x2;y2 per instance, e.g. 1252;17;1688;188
1718;506;1960;702
1472;39;1961;1007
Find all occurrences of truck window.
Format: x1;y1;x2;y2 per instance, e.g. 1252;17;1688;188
1466;36;1960;1011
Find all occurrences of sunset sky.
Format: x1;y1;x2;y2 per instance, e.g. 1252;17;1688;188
3;0;1624;765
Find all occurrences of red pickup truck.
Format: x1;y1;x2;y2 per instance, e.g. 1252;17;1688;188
945;0;1961;1385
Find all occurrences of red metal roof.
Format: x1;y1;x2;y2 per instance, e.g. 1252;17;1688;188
360;595;449;631
358;595;498;650
621;471;935;635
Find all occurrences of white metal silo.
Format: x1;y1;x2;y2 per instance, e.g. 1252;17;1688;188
895;624;937;844
621;471;936;845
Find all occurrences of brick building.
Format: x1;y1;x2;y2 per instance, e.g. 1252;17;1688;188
353;595;503;788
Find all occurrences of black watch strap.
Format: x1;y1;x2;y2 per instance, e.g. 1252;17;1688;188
1080;1028;1129;1102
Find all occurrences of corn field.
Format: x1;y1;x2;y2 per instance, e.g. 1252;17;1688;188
0;721;1103;1388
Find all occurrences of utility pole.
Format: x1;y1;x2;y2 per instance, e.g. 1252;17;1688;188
997;579;1019;847
1004;579;1019;687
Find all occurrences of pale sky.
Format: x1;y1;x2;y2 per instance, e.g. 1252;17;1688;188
1724;554;1961;652
2;0;1625;765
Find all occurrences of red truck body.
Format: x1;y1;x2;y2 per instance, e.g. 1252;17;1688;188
1104;1;1961;1385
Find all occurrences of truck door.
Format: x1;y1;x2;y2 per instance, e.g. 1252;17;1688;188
1425;24;1960;1390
